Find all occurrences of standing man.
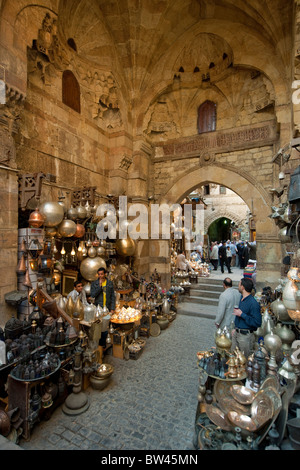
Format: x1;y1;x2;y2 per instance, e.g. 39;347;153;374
219;241;232;274
90;267;116;346
231;278;262;358
215;278;241;329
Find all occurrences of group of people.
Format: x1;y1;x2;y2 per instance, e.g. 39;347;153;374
209;239;256;273
215;276;261;358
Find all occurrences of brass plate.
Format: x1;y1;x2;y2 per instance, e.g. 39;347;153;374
219;395;251;415
206;404;233;432
260;375;280;392
251;389;274;426
213;379;243;404
230;385;256;405
227;411;258;432
150;323;161;337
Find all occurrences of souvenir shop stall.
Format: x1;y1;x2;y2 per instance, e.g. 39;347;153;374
194;166;300;450
0;185;177;443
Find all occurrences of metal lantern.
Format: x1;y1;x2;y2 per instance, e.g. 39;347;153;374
115;237;136;257
74;224;85;238
57;219;77;237
39;201;64;227
28;207;45;228
80;257;107;281
28;239;43;259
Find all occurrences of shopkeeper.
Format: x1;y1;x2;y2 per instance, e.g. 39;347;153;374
67;280;88;305
90;267;116;347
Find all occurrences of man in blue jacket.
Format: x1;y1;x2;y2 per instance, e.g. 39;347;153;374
231;278;261;358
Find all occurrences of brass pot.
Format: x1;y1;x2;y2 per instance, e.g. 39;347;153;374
89;375;111;391
80;256;107;281
156;315;169;330
215;333;232;351
39;201;64;227
94;363;114;379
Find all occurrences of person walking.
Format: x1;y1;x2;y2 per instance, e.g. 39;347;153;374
215;278;241;329
231;278;262;358
229;240;237;267
236;240;244;268
218;241;232;274
210;242;219;271
226;243;232;268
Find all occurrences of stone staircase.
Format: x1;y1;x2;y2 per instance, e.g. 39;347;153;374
177;277;239;321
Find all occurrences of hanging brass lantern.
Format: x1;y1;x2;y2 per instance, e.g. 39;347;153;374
74;224;85;238
67;205;77;221
80;256;107;281
39;201;64;227
115;238;136;257
28;207;45;228
57;219;77;238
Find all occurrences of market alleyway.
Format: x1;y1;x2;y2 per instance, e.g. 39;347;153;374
17;269;244;451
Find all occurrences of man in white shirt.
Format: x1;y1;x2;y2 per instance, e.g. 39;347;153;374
215;278;241;329
67;280;88;305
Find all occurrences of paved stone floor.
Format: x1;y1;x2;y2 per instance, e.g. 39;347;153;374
18;311;216;451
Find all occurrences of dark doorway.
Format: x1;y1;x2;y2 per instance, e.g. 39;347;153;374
208;217;231;242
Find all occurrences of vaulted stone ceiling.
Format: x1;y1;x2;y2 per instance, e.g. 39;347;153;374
2;0;295;137
55;0;293;101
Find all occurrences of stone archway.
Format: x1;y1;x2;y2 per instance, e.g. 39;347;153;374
160;162;282;287
204;209;246;234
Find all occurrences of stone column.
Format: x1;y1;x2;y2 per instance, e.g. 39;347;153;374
126;139;171;286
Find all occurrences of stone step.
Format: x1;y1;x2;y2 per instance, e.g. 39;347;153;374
185;295;219;305
191;284;224;293
177;302;217;320
190;288;223;298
